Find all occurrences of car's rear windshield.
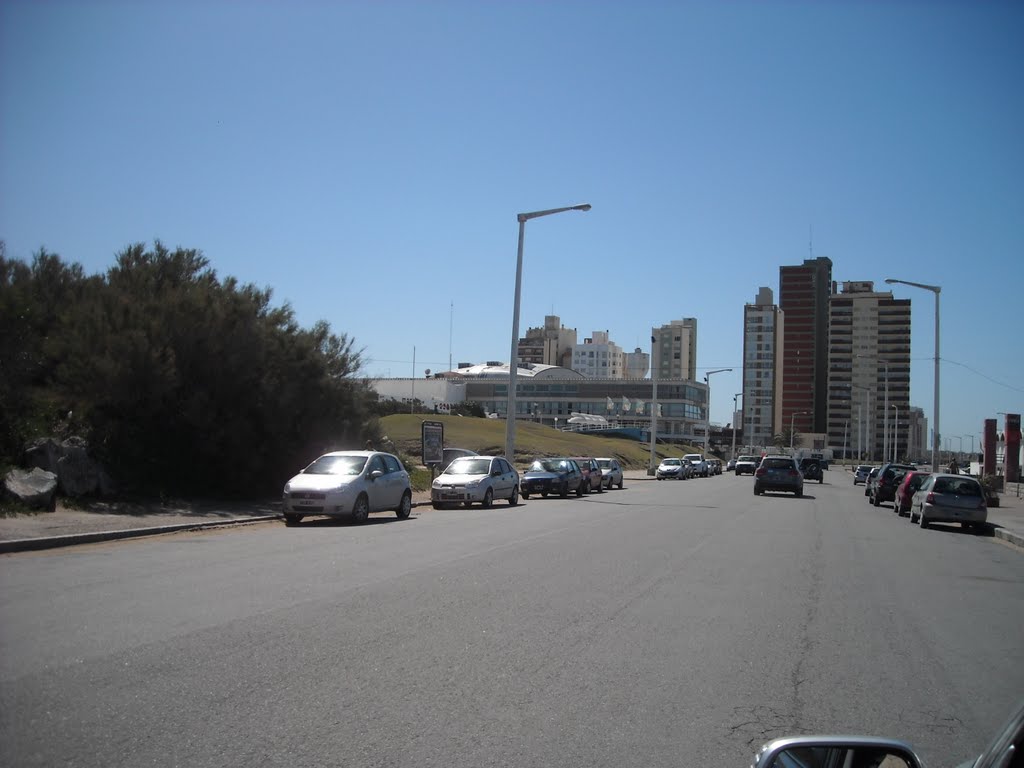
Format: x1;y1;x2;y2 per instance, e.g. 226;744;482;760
932;478;981;496
304;455;367;475
662;459;681;466
762;458;794;469
445;458;492;475
597;459;612;468
738;456;755;462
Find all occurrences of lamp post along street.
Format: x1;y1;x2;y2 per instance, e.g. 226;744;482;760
886;278;941;472
506;204;591;464
703;369;732;460
731;393;743;460
649;335;659;471
892;404;899;463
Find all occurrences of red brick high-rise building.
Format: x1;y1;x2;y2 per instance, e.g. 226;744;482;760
779;257;833;440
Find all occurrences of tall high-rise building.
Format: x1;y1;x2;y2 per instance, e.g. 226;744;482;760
517;315;576;369
779;257;833;437
572;331;625;378
652;318;698;381
742;288;785;449
826;281;911;461
623;348;650;378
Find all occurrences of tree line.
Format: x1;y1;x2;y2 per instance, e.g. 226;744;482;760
0;241;382;498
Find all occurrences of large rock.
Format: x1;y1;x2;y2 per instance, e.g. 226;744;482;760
3;467;58;511
24;437;114;497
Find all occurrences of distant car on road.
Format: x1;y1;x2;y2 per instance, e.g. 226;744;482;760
894;470;931;517
521;458;585;499
726;458;737;471
431;455;519;509
683;454;709;477
753;455;804;497
864;466;880;496
570;456;605;494
799;457;823;483
854;464;872;485
595;457;624;489
282;450;412;526
735;455;758;475
869;462;917;507
656;457;687;480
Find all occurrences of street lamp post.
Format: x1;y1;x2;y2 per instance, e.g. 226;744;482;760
891;404;899;463
649;335;659;472
731;392;743;460
886;278;941;472
506;204;591;463
703;368;733;460
791;411;809;451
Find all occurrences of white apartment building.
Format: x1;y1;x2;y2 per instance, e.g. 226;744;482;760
742;288;785;450
623;347;650;379
826;281;911;461
652;318;698;381
571;330;626;379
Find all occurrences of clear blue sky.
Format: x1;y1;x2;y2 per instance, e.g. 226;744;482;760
2;0;1021;445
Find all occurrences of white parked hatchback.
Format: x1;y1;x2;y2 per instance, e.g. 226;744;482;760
282;451;412;526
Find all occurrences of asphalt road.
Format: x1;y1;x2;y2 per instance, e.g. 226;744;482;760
2;472;1022;767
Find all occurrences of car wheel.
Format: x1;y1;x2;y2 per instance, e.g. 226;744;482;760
657;477;663;481
795;488;803;498
872;493;880;507
284;513;303;526
596;478;604;493
618;478;624;489
560;483;569;498
522;491;530;500
396;491;412;519
481;488;493;508
432;502;447;510
576;481;586;497
918;511;929;529
541;491;548;498
753;486;760;496
351;494;369;525
508;485;519;506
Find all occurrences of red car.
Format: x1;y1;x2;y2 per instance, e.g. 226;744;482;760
894;471;931;517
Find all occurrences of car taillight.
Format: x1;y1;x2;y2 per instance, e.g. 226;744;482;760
926;493;935;504
789;470;798;477
755;467;765;476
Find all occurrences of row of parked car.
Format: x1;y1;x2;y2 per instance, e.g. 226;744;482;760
280;450;629;525
655;454;723;480
855;461;988;530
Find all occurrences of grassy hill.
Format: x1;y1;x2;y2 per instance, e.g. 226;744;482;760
378;414;698;471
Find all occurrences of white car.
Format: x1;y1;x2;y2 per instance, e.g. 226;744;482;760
431;455;519;509
656;457;688;480
682;453;709;477
595;457;624;489
282;450;412;526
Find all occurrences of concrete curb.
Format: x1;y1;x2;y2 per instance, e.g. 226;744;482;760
0;515;281;554
993;527;1024;548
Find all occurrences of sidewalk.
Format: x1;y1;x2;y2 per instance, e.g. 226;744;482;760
1;475;1021;554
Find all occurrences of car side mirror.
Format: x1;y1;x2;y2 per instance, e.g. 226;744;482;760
369;470;384;480
753;737;923;768
492;470;502;477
